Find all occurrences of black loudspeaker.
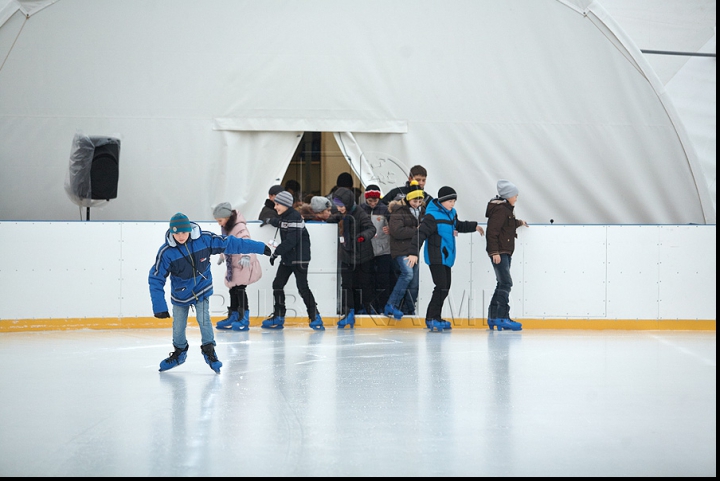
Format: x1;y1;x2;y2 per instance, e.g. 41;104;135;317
66;133;121;204
89;138;120;200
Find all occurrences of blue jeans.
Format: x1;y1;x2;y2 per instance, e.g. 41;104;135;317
489;254;513;319
387;256;419;312
172;298;215;348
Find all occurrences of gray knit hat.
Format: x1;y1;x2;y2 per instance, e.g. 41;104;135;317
274;190;294;207
310;196;332;213
212;202;232;219
497;180;519;199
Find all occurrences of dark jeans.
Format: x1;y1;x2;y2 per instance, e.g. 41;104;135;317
228;284;248;312
273;263;318;320
426;264;452;321
370;254;394;311
339;260;374;314
489;254;513;319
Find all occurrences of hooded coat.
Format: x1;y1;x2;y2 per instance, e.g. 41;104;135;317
220;211;262;287
387;198;424;258
149;222;267;314
327;187;376;265
485;198;524;256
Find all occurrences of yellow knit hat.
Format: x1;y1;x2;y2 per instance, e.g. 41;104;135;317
405;180;424;201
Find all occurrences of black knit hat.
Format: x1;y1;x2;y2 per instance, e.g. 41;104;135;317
337;172;354;188
437;186;457;202
268;184;284;196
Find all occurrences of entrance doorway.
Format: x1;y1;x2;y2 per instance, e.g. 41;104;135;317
281;132;362;204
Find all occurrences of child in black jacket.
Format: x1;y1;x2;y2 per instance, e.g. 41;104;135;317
260;190;324;330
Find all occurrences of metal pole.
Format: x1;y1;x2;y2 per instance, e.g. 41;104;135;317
641;49;716;58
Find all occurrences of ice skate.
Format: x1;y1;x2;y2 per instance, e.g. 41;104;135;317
232;310;250;331
158;344;189;372
216;308;237;330
427;319;445;332
309;314;325;331
337;309;355;329
494;318;522;331
261;313;285;329
201;343;222;374
383;303;403;320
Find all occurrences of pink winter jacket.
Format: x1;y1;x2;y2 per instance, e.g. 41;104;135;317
221;212;262;287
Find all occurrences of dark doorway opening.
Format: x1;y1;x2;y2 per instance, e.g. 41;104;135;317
281;132;362;204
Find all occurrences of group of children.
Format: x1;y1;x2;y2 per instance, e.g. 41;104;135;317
149;166;527;373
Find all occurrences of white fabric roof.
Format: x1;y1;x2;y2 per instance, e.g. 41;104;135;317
0;0;715;224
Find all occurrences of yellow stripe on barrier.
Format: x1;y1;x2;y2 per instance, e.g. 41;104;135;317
0;316;715;332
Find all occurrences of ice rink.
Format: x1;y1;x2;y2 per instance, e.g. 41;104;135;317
0;327;715;476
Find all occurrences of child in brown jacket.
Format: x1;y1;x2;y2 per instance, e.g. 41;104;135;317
485;180;528;331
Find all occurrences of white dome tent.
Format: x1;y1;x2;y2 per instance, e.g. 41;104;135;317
0;0;715;224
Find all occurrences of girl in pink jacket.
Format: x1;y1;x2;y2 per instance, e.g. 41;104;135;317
212;202;263;331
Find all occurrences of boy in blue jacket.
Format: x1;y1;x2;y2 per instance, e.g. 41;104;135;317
412;186;484;332
150;212;271;373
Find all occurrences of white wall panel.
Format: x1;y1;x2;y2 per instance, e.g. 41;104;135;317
120;222;171;318
657;225;716;319
606;226;660;319
0;222;123;319
522;226;607;317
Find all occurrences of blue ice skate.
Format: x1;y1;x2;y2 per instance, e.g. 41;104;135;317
261;314;285;329
216;308;237;330
201;343;222;374
383;303;403;320
159;344;189;372
232;310;250;331
427;319;445;332
337;309;355;329
309;314;325;331
490;318;522;331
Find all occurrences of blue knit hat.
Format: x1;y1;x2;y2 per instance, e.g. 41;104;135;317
170;212;192;233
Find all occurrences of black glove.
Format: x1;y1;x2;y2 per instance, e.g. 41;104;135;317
260;218;271;227
263;245;272;256
269;254;278;266
154;311;170;319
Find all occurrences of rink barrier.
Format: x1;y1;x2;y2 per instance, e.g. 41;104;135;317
0;222;715;332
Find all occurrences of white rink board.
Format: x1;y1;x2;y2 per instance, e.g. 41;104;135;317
0;222;715;321
606;226;661;319
0;222;124;319
522;226;608;318
657;225;716;320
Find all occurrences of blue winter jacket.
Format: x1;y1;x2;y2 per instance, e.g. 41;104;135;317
417;199;478;267
149;222;267;314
